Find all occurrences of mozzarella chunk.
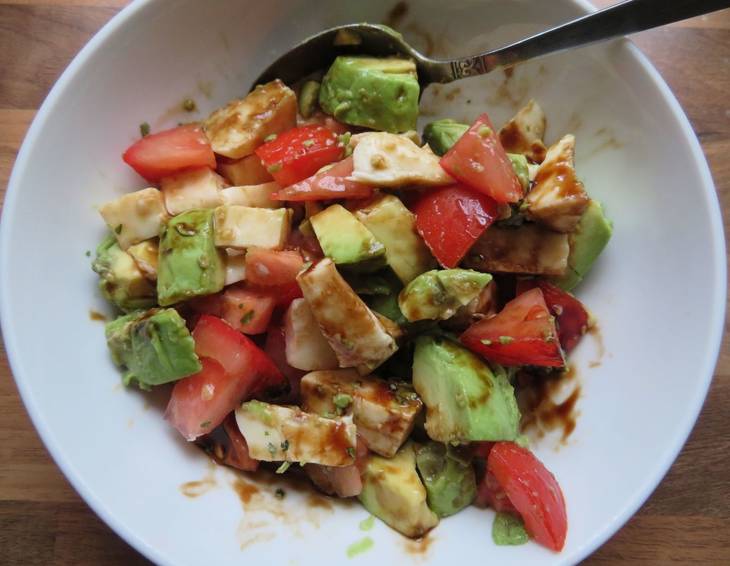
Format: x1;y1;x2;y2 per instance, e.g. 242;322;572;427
297;259;398;374
224;249;246;285
160;167;225;216
284;298;339;371
221;182;282;209
499;99;547;163
351;132;453;187
462;224;569;276
99;188;168;250
203;80;297;159
213;205;291;250
235;400;356;466
218;154;273;185
525;134;590;233
126;239;158;280
301;370;422;457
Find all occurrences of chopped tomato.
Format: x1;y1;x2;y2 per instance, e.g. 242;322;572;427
122;124;215;182
516;279;590;353
288;227;324;262
272;157;373;201
255;125;343;187
165;357;232;440
221;286;277;335
192;314;284;395
245;248;305;286
413;184;499;268
488;442;568;551
270;281;303;308
263;325;305;402
221;414;260;472
440;114;523;204
475;470;519;514
461;288;564;367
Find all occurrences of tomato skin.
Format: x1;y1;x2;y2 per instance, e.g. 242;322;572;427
487;442;568;552
191;315;284;394
245;248;305;287
440;114;523;204
413;184;499;268
122;124;215;182
255;125;343;187
516;279;590;353
272;157;373;201
221;286;276;335
166;357;235;441
270;281;303;309
461;287;564;367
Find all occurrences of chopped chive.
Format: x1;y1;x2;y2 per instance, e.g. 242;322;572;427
139;122;150;137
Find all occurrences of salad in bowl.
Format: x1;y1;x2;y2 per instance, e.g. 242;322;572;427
91;52;611;553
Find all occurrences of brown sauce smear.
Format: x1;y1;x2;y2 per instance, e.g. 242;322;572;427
232;476;260;504
517;365;580;442
402;533;435;557
89;309;107;322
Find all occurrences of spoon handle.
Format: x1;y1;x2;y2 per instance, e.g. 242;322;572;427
444;0;730;81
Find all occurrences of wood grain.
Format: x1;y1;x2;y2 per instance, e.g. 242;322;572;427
1;1;729;564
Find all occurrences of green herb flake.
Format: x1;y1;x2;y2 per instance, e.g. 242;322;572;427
85;250;91;257
274;488;286;499
346;446;356;459
267;442;278;456
498;336;514;345
280;439;290;452
478;125;493;138
359;515;375;532
346;537;374;558
492;512;529;546
199;420;212;429
267;163;282;174
114;224;123;234
264;133;278;143
182;98;197;112
301;139;316;147
139;122;150;137
333;393;353;409
276;461;292;474
240;310;255;325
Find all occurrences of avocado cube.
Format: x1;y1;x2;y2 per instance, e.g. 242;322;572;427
412;336;520;443
398;269;492;322
415;442;477;517
213;205;291;250
354;194;436;284
160;167;225;216
310;204;386;270
422;119;469;156
235;400;356;466
92;234;156;312
157;209;226;306
507;153;530;191
358;442;439;538
550;199;612;291
319;56;419;133
105;308;201;388
98;187;169;250
297;259;398;373
298;79;321;119
463;223;570;276
300;369;422;457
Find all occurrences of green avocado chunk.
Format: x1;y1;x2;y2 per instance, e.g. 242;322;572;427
319;56;419;133
310;204;386;270
105;308;201;388
298;80;321;119
492;512;529;546
412;336;520;443
92;233;156;312
415;442;476;517
354;194;436;284
422;119;469;156
550;199;612;291
157;209;225;306
358;442;439;538
507;153;530;191
398;269;492;322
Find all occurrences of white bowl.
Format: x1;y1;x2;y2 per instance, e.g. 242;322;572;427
1;0;725;564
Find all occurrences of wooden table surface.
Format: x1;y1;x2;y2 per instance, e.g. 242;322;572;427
1;1;729;564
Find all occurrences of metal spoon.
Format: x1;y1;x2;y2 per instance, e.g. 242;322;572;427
252;0;730;90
